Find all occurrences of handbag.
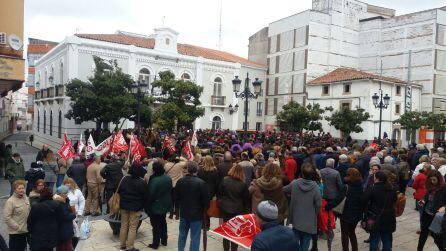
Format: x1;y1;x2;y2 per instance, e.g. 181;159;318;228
108;176;126;216
428;212;445;234
332;186;348;215
207;197;222;218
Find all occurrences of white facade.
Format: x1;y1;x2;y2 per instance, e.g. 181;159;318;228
33;29;266;149
248;0;446;140
307;77;422;143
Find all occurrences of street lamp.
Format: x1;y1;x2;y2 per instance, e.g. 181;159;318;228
48;75;54;85
232;73;262;132
228;104;239;114
372;90;391;142
131;80;149;131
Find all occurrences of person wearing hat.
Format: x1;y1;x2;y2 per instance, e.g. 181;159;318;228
251;200;298;251
53;185;76;251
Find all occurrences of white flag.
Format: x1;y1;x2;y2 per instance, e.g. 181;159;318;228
191;130;198;147
95;135;113;156
86;134;96;157
77;134;85;154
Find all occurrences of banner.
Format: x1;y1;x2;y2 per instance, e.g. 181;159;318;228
113;130;128;154
95;135;114;156
183;140;193;160
77;134;85;155
209;214;261;249
130;133;146;162
163;135;175;154
86;134;96;157
58;133;74;161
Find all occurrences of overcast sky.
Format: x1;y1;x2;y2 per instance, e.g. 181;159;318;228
25;0;445;58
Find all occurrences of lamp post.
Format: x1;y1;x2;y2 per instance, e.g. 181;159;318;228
372;90;391;142
228;104;239;114
232;73;262;132
131;80;148;131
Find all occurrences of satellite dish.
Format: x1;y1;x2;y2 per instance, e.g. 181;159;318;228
9;34;22;50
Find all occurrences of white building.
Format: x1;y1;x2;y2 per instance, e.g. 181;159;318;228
306;68;422;143
248;0;446;142
33;28;266;149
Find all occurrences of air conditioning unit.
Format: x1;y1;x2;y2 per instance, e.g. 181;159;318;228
0;32;6;45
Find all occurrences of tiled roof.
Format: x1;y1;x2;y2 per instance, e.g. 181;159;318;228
75;33;265;68
27;44;57;54
308;68;406;84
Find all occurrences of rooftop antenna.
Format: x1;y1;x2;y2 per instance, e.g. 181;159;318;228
218;0;223;50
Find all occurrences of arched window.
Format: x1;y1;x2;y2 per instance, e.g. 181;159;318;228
211;116;221;130
181;72;191;81
213;77;222;96
37;110;40;132
49;110;53;136
58;110;62;138
43;110;46;134
138;68;150;83
60;61;64;85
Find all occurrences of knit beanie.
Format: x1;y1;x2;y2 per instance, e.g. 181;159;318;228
256;200;278;222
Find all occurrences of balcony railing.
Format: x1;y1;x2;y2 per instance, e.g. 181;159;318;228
211;95;225;106
41;89;48;99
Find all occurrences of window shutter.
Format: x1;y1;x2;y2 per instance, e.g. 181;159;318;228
265;99;268;115
275;77;279;95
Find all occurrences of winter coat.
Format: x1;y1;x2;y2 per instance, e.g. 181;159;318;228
412;172;427;201
216;161;233;182
410;149;429;170
284;178;322;234
320;167;343;200
27;199;62;250
100;161;124;191
248;181;264;213
284;156;297;182
325;152;339;168
3;194;30;234
251;221;298;251
118;176;148;212
255;177;288;222
28;190;40;207
381;163;399;182
42;160;58;183
175;174;210;221
164;162;183;187
147;174;172;215
67;188;85;216
53;195;76;241
6;158;25;183
338;182;364;223
336;162;349;181
57;158;71;175
313;153;325;170
218;176;250;216
67;160;87;189
24;167;45;194
398;161;412;181
198;168;220;199
239;160;255;185
422;185;446;215
362;182;397;233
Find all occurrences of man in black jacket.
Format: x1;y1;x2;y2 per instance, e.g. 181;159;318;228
175;161;209;251
67;156;86;190
100;155;124;214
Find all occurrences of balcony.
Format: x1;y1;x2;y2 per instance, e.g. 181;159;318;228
55;85;64;97
48;87;55;98
211;96;225;106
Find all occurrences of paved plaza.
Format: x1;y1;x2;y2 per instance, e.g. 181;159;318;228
0;132;440;251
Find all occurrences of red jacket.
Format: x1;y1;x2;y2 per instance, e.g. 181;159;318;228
284;156;297;182
412;172;427;201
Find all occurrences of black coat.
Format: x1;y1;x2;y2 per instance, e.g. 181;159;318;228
67;160;86;189
24;168;45;194
56;198;76;241
251;221;298;251
27;199;63;250
118;176;148;212
216;161;232;182
217;176;250;216
339;182;364;223
175;175;210;221
198;169;220;199
101;161;124;191
362;182;397;233
422;186;446;214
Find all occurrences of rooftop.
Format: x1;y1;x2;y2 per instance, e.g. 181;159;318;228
75;33;265;68
308;68;406;84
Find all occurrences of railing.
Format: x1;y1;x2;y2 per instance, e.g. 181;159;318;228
211;95;225;106
48;87;55;98
41;89;47;99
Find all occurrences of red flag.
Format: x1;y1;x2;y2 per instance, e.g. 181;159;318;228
58;133;75;161
113;130;128;154
163;135;175;154
183;140;193;160
209;214;261;249
130;134;146;162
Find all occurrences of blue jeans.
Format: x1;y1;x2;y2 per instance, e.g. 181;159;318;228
178;218;202;251
56;174;65;188
370;231;392;251
293;229;312;251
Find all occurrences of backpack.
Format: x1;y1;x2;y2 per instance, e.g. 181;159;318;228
393;192;406;217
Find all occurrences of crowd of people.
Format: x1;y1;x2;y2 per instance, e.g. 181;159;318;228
1;128;446;251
